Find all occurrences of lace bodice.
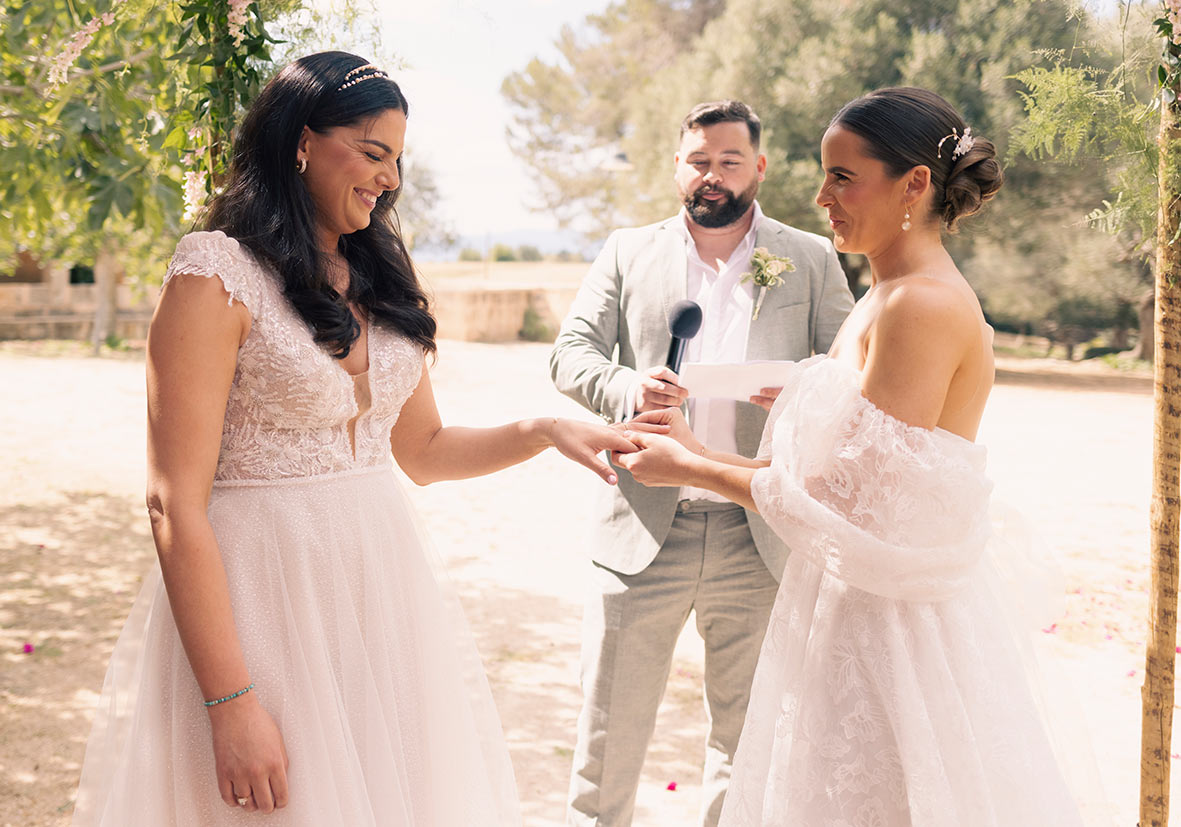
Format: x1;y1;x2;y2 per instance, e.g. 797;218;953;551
163;231;424;482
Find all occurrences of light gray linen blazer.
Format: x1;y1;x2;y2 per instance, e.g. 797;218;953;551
550;213;855;579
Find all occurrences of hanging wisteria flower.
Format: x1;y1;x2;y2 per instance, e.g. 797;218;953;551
227;0;250;47
1169;0;1181;45
47;5;120;88
183;169;208;222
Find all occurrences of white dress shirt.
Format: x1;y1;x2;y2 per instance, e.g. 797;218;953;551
625;203;763;500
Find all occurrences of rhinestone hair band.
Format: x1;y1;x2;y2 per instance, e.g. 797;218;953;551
337;64;388;92
937;126;976;161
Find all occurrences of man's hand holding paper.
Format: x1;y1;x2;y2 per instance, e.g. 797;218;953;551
678;360;794;410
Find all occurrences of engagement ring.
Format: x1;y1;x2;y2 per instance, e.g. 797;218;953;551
236;796;249;807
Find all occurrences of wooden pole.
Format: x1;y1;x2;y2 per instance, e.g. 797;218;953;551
1140;61;1181;827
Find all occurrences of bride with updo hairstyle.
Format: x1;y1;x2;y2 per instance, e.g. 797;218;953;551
617;87;1100;825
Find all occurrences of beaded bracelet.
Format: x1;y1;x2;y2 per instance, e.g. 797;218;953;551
203;682;255;708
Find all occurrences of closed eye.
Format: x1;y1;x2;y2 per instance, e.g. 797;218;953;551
365;152;383;162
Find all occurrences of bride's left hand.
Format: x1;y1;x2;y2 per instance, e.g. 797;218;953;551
611;431;700;488
549;419;650;485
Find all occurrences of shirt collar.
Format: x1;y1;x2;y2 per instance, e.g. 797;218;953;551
676;200;764;271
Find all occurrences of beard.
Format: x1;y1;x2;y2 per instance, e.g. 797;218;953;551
682;179;758;228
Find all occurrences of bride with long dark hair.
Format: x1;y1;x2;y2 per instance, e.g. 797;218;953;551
72;51;638;826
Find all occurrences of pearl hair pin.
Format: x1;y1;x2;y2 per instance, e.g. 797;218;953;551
937;126;976;161
337;64;388;91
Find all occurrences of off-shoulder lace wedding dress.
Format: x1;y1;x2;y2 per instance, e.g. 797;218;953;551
72;232;520;826
718;355;1085;827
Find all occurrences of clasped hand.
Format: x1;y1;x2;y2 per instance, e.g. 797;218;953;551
609;408;701;488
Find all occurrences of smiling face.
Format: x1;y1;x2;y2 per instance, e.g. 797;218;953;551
297;107;406;246
674;121;766;229
816;125;918;256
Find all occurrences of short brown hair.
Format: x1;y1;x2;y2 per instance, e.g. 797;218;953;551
680;100;761;149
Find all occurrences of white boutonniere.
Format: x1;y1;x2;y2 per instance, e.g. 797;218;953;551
740;247;795;321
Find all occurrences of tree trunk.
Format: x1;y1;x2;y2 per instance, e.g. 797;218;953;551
90;242;119;354
1140;81;1181;827
1133;288;1157;363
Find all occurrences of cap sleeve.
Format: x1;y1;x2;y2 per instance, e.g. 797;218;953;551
163;231;263;314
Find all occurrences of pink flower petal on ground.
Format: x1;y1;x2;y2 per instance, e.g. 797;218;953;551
21;643;33;654
667;782;677;791
1042;624;1057;634
1105;634;1113;641
1128;670;1137;678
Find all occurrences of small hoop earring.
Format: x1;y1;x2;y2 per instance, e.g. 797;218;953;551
901;209;912;232
296;158;307;175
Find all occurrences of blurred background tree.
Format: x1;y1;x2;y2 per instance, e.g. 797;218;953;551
503;0;1151;358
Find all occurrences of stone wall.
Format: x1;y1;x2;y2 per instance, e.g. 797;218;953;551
0;283;155;341
0;280;580;344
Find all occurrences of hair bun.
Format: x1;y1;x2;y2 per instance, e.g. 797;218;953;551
942;136;1003;231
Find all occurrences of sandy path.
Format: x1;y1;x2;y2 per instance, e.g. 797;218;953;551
0;341;1165;825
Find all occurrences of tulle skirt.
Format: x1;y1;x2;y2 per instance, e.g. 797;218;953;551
718;551;1091;827
72;464;520;826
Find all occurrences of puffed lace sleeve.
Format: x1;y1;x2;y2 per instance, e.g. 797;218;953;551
751;357;994;601
163;231;262;314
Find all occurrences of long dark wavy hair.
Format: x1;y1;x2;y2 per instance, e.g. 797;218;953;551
203;51;435;359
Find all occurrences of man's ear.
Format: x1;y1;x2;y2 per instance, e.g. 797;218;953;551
756;153;767;183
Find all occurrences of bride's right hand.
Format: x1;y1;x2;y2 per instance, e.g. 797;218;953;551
625;408;702;455
209;695;290;813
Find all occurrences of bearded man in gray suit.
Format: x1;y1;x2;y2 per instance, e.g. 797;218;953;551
550;100;855;826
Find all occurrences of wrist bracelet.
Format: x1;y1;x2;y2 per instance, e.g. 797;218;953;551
203;682;254;708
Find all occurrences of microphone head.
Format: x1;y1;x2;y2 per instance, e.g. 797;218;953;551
668;300;703;339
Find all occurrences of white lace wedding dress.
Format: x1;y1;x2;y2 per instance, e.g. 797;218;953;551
72;231;520;826
718;355;1084;827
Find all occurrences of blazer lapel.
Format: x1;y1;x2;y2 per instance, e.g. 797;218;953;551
745;218;791;361
655;219;688;327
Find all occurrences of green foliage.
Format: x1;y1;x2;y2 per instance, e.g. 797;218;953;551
0;0;438;286
457;247;484;262
491;243;517;262
518;305;553;342
1010;3;1162;251
504;0;1148;341
517;244;543;262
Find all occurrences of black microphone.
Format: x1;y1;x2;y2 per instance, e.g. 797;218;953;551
665;300;703;375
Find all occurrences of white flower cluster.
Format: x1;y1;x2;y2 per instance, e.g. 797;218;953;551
227;0;249;48
1168;0;1181;45
183;170;208;222
47;9;116;87
182;127;208;223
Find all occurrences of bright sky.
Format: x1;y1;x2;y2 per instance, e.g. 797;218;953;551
374;0;613;238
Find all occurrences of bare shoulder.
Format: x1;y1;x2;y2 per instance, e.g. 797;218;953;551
875;275;978;343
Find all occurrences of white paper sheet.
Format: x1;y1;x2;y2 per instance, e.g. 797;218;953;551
678;360;796;401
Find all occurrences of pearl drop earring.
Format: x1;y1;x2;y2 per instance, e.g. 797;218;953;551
901;209;912;232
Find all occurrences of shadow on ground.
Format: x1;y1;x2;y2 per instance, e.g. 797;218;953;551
0;492;156;827
453;564;707;826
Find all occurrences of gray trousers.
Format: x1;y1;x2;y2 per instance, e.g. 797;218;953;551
568;503;780;827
